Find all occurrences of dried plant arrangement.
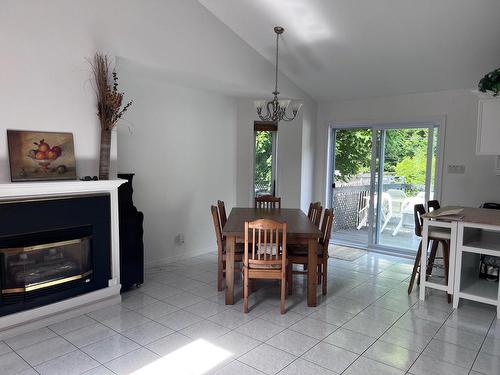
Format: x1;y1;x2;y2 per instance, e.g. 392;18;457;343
89;53;133;179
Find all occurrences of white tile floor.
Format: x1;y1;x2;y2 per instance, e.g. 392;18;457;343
1;251;499;375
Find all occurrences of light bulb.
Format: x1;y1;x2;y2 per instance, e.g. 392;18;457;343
278;99;291;109
292;101;303;113
254;100;266;110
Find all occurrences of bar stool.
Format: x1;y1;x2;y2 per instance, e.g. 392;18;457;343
408;204;452;302
427;200;440;212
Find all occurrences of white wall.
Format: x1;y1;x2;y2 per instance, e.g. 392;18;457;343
300;103;316;211
117;62;237;265
314;89;500;207
0;1;102;181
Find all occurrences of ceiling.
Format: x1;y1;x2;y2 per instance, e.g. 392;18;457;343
198;0;500;101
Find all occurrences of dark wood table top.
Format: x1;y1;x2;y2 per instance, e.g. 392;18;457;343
222;207;322;238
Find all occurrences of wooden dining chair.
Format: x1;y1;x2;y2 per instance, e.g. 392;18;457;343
307;202;323;228
255;195;281;209
217;200;227;231
286;208;334;296
408;204;451;302
243;219;288;314
211;205;243;291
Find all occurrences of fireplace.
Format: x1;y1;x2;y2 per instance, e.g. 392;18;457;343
1;226;93;305
0;194;111;317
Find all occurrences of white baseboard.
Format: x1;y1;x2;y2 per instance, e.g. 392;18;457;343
144;245;216;268
0;285;121;339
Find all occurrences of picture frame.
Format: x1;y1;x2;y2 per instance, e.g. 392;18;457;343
7;130;77;182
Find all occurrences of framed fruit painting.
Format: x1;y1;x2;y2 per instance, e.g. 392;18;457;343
7;130;77;182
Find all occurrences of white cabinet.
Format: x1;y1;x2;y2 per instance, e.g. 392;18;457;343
454;223;500;316
477;98;500;155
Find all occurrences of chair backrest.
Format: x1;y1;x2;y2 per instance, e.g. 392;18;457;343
483;202;500;210
244;219;287;269
320;208;334;246
427;200;440;212
211;205;224;257
217;200;227;230
387;189;407;214
307;202;323;227
387;189;407;199
255;195;281;209
414;204;426;237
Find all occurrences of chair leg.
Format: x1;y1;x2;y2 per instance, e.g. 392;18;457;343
217;260;224;291
243;268;249;313
322;258;328;296
287;263;293;295
251;279;257;293
317;264;322;284
408;241;422;294
442;241;452;303
426;240;439;279
288;263;293;296
280;276;286;314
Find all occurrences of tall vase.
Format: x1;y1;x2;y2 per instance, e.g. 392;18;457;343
99;128;112;180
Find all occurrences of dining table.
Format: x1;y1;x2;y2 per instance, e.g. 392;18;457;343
222;207;323;307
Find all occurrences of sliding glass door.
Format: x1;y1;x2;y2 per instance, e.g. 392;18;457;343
329;123;441;254
330;128;373;247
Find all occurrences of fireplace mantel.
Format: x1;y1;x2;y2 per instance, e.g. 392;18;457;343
0;179;127;337
0;179;125;200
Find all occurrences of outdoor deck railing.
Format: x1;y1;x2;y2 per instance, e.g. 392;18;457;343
332;183;419;230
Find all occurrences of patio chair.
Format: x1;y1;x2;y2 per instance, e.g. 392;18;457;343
386;189;409;236
357;192;392;230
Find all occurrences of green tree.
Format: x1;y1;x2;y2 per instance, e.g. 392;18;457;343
334;129;371;182
334;128;430;184
394;149;428;185
384;129;428;173
254;131;273;192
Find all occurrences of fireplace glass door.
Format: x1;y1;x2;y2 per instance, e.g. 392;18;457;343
1;236;92;295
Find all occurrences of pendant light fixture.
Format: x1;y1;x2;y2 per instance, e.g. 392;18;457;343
255;26;302;123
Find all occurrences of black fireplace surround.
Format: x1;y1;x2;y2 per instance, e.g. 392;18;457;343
0;194;111;316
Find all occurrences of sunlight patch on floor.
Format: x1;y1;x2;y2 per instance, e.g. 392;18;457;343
131;339;232;375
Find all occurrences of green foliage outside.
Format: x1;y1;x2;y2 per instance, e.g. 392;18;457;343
334;129;372;180
335;128;433;187
254;130;273;193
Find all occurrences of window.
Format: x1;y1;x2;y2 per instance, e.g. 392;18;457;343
254;121;277;197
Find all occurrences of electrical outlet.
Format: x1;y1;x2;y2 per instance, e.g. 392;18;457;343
175;234;185;245
447;164;465;174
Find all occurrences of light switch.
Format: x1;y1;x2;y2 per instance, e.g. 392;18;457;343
447;164;465;174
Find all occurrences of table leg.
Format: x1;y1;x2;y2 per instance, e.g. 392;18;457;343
419;220;428;301
307;238;318;307
225;235;235;305
452;223;462;309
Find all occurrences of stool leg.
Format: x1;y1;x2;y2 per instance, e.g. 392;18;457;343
442;241;452;303
426;240;439;279
408;241;422;294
